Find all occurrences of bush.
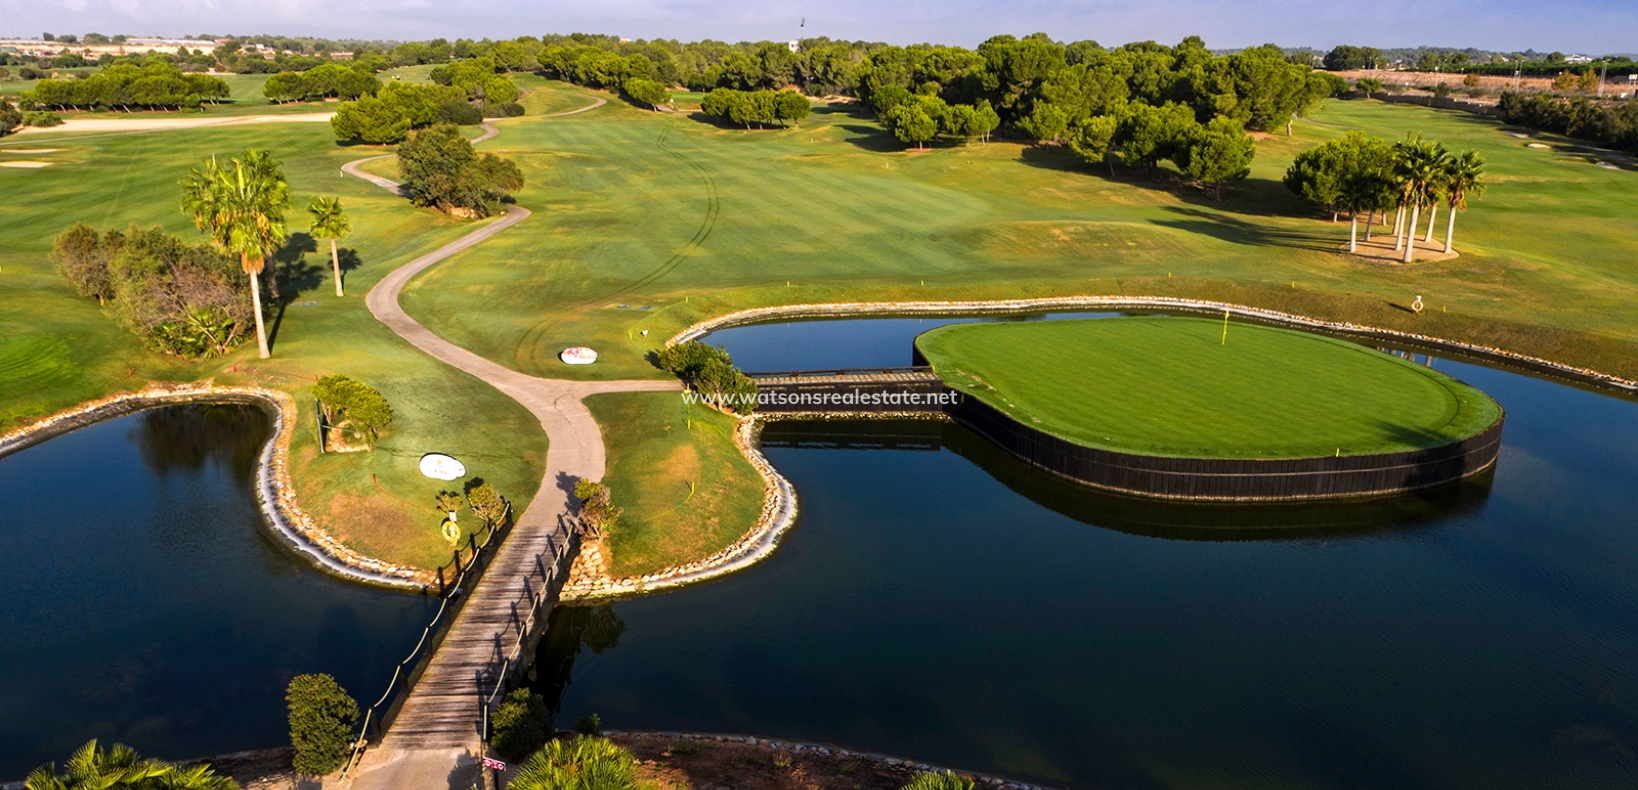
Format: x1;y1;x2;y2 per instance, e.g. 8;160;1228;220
0;97;19;136
397;123;524;217
655;341;758;414
312;374;394;444
438;98;484;125
508;735;636;790
23;110;63;127
902;771;976;790
466;482;508;525
490;688;552;760
573;480;622;536
51;223;253;358
574;714;603;737
482;101;525;118
286;674;358;776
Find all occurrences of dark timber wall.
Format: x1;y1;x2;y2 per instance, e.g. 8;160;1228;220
904;345;1504;501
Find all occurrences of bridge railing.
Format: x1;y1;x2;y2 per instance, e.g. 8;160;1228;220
747;365;933;379
337;501;514;780
477;514;582;743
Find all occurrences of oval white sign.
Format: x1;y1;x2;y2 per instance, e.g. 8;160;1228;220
419;453;467;481
560;346;598;365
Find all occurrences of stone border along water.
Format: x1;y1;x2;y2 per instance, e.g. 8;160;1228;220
605;730;1057;790
558;417;798;603
0;382;428;590
558;294;1638;600
669;296;1638;396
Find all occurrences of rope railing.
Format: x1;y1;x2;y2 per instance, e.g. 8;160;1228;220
477;514;582;745
337;501;514;780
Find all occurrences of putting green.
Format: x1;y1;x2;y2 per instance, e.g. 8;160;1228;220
916;317;1502;459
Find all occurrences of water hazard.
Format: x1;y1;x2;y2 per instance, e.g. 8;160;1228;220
530;314;1638;789
0;404;431;778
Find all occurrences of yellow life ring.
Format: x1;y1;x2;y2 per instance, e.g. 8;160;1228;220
441;518;461;545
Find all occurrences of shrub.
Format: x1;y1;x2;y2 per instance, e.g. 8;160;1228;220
901;771;976;790
655;341;758;414
438;98;484;125
573;481;622;536
25;740;238;790
286;674;358;776
508;735;635;790
23;110;63;127
0;97;21;137
574;714;603;737
489;688;552;760
466;482;508;525
51;223;253;358
312;374;394;444
482;101;525;118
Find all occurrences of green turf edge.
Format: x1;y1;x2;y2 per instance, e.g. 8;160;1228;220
915;317;1504;459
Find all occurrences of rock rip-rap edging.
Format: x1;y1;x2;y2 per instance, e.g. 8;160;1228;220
558;417;797;603
605;730;1057;790
669;296;1638;395
0;382;429;589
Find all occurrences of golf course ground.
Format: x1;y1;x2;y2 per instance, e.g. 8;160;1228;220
914;316;1503;459
1;75;1632;571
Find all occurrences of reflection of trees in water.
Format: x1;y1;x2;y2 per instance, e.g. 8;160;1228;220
133;404;268;478
526;604;625;716
762;419;1494;541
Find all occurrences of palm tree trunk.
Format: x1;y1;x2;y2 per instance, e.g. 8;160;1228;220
250;270;270;359
1403;203;1421;263
1444;207;1458;253
1424;203;1438;242
1349;211;1358;252
1365;209;1376;241
331;238;344;296
1393;205;1406;250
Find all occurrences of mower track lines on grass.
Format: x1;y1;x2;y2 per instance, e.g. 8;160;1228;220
513;120;720;374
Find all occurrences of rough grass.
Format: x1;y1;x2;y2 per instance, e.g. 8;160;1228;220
917;317;1502;458
396;92;1638;385
583;392;763;577
0;118;545;571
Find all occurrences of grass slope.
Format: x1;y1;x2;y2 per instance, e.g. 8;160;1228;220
917;317;1502;458
0;119;545;571
584;392;763;577
396;91;1638;385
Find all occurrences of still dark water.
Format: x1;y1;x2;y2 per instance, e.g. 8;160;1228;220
0;405;431;778
532;315;1638;790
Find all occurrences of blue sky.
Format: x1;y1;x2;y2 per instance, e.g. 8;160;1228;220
0;0;1632;54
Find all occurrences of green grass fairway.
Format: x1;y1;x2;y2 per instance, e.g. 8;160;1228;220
584;392;763;577
0;119;545;571
398;93;1638;384
916;317;1502;459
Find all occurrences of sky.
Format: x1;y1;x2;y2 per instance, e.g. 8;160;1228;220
0;0;1632;54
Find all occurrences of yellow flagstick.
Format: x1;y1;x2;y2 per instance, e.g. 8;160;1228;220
1221;309;1230;345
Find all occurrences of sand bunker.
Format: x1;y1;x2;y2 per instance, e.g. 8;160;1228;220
0;161;52;168
0;148;62;153
1597;162;1621;170
12;113;333;134
1527;143;1551;149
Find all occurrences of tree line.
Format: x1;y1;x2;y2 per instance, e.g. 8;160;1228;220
329;57;522;144
19;59;229;110
263;62;380;102
1284;131;1485;259
699;88;811;128
1496;92;1638;151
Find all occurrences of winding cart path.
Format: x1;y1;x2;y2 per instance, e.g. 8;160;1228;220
344;98;676;790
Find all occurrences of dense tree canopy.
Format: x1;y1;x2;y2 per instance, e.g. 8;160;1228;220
264;62;380;102
397;124;524;217
22;61;228;110
330;82;475;143
699;88;811;128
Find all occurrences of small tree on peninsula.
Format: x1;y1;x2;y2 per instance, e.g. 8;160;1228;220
465;482;507;526
286;674;357;776
573;479;622;537
313;375;394;448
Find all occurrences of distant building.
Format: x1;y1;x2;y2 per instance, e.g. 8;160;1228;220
329;51;354;60
788;40;800;53
1565;54;1593;64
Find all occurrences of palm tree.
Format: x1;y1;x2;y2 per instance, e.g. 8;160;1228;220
507;736;639;790
25;739;237;790
1442;150;1486;253
1394;138;1451;263
182;150;290;359
307;196;352;297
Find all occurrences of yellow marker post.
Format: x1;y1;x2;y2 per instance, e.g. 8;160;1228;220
1221;309;1230;345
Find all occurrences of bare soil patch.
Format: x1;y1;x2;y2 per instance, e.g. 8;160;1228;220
1345;235;1460;263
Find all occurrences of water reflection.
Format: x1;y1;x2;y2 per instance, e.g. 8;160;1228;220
527;605;626;718
133;404;267;475
762;419;1494;541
